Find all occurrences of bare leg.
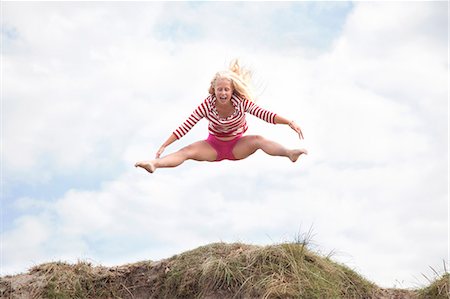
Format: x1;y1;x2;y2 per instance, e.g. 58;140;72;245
135;141;217;173
232;135;308;162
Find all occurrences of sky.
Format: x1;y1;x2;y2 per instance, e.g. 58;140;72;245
1;0;448;289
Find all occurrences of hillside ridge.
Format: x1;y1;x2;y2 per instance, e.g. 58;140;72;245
1;242;448;298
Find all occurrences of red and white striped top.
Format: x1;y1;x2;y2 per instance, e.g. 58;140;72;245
173;95;277;139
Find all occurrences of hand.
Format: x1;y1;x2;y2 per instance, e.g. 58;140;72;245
289;121;304;140
155;145;166;158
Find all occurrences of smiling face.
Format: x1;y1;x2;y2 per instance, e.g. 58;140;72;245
214;78;233;105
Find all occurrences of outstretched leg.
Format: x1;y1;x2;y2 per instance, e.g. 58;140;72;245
135;141;217;173
232;135;307;161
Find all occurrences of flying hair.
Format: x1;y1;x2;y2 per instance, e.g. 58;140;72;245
209;59;255;102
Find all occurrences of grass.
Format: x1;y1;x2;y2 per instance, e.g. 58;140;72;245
418;273;450;299
29;261;120;298
2;242;447;298
159;242;377;298
28;260;154;298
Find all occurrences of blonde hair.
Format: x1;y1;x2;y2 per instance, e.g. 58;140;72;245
209;59;255;101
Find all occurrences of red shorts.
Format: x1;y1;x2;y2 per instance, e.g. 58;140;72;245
205;133;243;161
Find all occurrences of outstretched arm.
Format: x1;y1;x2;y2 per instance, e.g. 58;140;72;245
274;115;304;140
244;100;304;140
157;99;208;158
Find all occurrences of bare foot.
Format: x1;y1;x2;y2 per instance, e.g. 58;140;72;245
289;149;308;162
135;161;156;173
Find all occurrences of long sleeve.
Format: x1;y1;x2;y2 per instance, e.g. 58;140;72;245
173;99;208;139
243;99;277;124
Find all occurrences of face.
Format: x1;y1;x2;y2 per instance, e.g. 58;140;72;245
214;78;233;105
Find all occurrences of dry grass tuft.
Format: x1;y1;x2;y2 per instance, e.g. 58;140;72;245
160;242;377;298
26;260;156;298
29;261;121;298
419;273;450;299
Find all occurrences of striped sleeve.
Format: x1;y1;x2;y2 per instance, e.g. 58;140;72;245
244;99;277;124
173;100;208;139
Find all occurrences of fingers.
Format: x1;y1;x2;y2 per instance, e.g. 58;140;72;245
298;128;304;140
292;124;304;140
289;121;304;140
155;146;165;158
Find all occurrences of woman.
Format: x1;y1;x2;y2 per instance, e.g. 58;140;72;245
135;60;307;173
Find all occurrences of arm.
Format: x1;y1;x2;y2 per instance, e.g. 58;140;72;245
245;99;304;140
156;99;208;158
274;114;304;140
155;133;177;158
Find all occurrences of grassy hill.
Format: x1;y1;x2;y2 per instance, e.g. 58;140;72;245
1;242;448;298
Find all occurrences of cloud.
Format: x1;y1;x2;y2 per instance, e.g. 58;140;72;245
2;1;447;289
2;1;351;183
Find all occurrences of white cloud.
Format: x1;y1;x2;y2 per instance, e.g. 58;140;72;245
3;215;50;263
2;1;447;289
